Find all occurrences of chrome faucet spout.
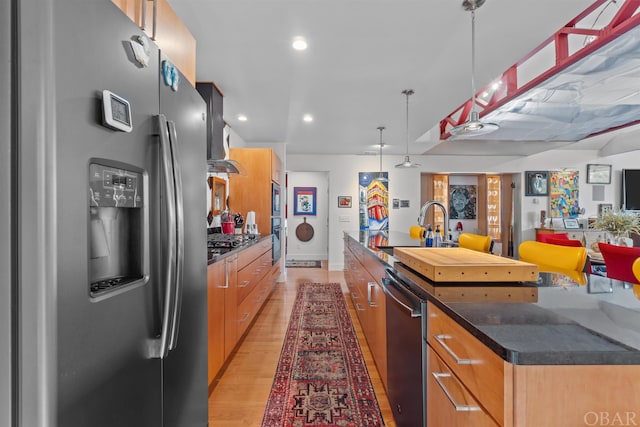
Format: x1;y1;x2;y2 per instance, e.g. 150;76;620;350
417;200;449;240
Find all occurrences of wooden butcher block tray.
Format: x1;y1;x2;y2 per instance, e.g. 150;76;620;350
393;247;538;283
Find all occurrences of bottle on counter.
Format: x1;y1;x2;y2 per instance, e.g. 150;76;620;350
425;224;434;247
434;225;442;247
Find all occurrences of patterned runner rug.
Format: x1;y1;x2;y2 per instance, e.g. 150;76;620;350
261;283;385;426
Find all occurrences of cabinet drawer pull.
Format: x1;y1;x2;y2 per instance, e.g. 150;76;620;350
433;334;477;365
239;312;250;322
367;282;378;307
218;260;231;289
432;372;481;412
238;280;250;288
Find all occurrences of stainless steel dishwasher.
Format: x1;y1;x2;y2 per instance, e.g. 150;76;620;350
381;267;427;427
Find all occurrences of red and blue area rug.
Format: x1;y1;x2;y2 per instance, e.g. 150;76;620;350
261;282;385;426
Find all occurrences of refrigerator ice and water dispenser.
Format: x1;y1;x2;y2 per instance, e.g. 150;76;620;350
89;161;146;298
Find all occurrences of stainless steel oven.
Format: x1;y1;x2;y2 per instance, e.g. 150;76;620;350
272;183;281;217
271;217;281;264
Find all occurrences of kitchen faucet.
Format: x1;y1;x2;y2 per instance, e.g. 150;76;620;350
418;200;450;245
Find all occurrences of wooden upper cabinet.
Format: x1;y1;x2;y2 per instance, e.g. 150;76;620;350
111;0;197;86
229;148;282;236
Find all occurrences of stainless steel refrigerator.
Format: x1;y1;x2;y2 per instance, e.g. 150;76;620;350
2;1;208;426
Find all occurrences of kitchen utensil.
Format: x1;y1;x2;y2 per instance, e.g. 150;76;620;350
233;213;244;233
295;217;314;242
222;222;234;234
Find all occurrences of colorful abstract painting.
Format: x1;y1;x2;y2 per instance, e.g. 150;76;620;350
358;172;388;231
549;170;580;218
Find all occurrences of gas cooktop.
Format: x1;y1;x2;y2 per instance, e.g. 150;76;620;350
207;233;258;262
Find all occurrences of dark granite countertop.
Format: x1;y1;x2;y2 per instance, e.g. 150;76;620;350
207;234;272;265
344;231;640;365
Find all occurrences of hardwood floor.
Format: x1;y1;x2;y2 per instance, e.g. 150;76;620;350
208;262;397;426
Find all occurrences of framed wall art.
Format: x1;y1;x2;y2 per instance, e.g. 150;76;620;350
337;196;352;208
587;164;612;184
525;171;549;196
563;218;580;229
293;187;317;216
549;170;580;218
358;172;389;231
449;185;477;219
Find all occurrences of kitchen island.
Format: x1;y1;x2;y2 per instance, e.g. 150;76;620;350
344;230;640;427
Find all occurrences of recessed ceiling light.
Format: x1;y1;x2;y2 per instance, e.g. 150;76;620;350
237;114;248;122
303;114;313;123
292;37;308;51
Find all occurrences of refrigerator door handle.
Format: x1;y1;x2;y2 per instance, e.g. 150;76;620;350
167;119;184;352
149;114;178;359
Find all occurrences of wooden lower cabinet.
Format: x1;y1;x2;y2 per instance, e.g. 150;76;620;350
207;254;237;385
427;301;640;427
207;239;279;392
427;347;499;427
512;365;640;427
343;235;388;387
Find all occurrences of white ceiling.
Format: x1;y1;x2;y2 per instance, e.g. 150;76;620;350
169;0;618;157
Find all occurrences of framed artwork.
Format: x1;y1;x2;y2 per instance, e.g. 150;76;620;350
563;218;580;229
525;171;549;196
587;164;612;184
358;172;389;231
449;185;477;219
293;187;317;215
337;196;352;208
598;203;613;216
549;170;580;218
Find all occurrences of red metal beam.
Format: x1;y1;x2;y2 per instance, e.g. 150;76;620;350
440;0;640;140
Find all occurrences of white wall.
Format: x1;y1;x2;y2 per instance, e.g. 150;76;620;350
287;148;640;270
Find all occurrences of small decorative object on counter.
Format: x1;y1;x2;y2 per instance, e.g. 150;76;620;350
425;225;434;247
434;225;442;247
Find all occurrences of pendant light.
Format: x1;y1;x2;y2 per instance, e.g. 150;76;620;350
449;0;499;137
376;126;388;182
395;89;420;168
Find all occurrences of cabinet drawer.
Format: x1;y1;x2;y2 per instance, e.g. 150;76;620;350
428;347;499;427
237;239;270;270
237;251;272;303
427;302;510;426
236;276;269;338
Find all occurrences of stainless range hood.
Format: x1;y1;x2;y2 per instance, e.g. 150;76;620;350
208;159;245;174
207;131;247;175
196;82;246;175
